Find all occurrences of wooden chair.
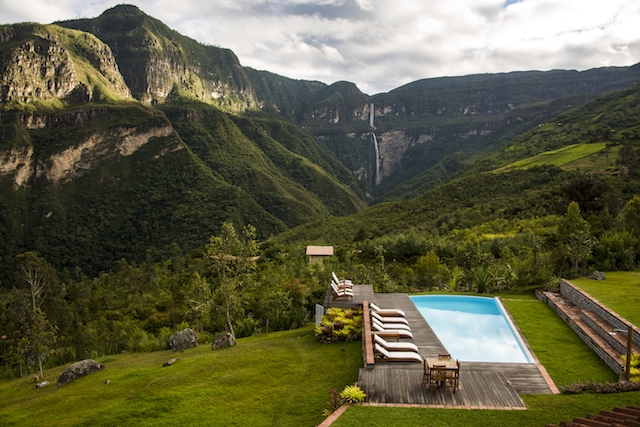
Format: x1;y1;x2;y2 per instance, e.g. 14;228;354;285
423;359;430;386
438;353;451;360
444;360;460;392
430;364;447;391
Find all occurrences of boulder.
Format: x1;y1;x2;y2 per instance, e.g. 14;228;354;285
169;328;198;351
211;332;236;350
162;358;178;367
589;271;606;281
56;359;104;388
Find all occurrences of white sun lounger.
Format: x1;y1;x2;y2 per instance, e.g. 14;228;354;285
373;334;419;353
372;318;411;331
330;282;354;300
371;321;414;339
370;302;405;317
374;343;423;363
371;311;409;325
332;272;353;288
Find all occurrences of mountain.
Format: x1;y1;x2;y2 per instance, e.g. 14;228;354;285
271;82;640;246
56;5;640;199
2;4;640;280
0;16;366;280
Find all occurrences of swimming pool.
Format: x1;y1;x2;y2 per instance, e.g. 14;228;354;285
410;295;532;363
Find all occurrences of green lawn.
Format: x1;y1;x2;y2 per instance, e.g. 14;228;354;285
333;393;640;427
571;271;640;327
0;326;362;427
495;143;610;172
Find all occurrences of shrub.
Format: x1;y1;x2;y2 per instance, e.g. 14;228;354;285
322;387;342;418
340;383;366;403
315;307;362;343
560;380;640;394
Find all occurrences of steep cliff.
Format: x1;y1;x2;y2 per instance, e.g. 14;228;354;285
57;5;255;109
0;23;130;104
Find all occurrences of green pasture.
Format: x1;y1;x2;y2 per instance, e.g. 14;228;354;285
494;142;615;172
0;326;361;427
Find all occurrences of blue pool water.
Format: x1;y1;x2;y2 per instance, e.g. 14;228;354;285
410;295;532;363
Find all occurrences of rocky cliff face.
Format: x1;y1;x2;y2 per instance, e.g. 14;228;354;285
57;5;255;109
0;23;130;103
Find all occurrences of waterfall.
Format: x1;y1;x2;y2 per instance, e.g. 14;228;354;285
370;103;381;185
372;132;381;186
369;102;375;128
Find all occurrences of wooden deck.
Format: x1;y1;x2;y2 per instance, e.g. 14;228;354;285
350;293;556;408
323;284;375;309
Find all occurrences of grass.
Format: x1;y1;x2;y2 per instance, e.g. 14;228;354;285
570;270;640;327
494;143;609;172
332;393;640;427
501;296;618;387
0;325;362;427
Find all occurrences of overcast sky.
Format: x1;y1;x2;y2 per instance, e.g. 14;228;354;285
1;0;639;94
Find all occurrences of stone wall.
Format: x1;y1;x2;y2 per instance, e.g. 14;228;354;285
538;290;623;374
560;280;640;348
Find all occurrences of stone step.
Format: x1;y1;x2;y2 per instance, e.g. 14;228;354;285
581;310;640;356
542;291;625;373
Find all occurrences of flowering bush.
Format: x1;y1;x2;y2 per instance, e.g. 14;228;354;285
314;307;362;343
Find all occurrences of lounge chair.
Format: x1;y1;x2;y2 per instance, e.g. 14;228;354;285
374;343;423;363
369;302;405;317
332;272;353;288
330;282;354;300
373;333;419;353
372;318;411;331
371;321;414;339
371;311;409;325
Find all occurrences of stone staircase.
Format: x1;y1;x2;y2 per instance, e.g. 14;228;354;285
538;280;640;376
545;405;640;427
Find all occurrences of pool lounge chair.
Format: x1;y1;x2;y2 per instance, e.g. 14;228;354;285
373;334;419;353
369;302;405;317
330;282;354;300
371;321;414;339
331;278;352;291
372;318;411;331
371;311;409;325
331;272;353;288
374;343;423;363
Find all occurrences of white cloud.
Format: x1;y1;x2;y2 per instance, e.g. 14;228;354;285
1;0;639;94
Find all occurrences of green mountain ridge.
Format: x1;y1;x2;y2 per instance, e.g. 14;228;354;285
0;18;366;280
2;3;640;280
272;83;640;246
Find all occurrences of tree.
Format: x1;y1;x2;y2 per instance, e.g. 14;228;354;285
17;308;56;380
185;272;211;334
207;222;259;338
557;202;595;276
13;252;59;379
621;196;640;237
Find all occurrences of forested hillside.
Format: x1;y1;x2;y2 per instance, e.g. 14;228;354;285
0;16;366;280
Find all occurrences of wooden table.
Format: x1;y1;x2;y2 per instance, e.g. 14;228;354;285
425;357;459;391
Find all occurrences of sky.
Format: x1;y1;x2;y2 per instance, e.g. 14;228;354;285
1;0;639;95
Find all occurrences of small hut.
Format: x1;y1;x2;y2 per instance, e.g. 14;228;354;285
306;245;333;264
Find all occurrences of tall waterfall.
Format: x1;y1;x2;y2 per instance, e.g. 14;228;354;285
370;103;381;186
372;133;381;186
